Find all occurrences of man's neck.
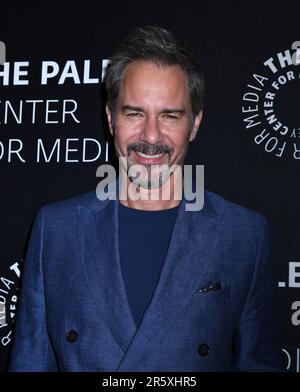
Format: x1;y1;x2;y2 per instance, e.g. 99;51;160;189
119;175;183;211
119;197;181;211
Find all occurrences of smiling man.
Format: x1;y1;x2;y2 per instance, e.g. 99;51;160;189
106;60;201;203
9;26;283;372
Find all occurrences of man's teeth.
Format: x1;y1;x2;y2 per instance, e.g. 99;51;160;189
136;151;164;159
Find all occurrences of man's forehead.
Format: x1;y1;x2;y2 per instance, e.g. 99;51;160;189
118;61;190;103
122;60;186;80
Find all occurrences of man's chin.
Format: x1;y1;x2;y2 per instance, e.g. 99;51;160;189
128;172;173;190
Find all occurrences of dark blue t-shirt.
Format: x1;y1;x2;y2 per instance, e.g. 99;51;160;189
118;201;180;329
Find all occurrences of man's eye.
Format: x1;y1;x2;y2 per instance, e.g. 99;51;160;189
127;112;142;117
163;114;178;119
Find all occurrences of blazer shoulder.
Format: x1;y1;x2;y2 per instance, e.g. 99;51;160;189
38;190;109;222
205;190;270;230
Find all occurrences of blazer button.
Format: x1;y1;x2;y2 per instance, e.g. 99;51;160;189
198;343;209;357
66;330;78;343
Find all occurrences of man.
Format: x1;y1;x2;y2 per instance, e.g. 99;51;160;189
9;26;283;371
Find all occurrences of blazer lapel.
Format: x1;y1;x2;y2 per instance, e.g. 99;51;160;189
77;197;137;355
116;192;223;371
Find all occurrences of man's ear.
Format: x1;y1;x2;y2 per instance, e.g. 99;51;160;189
189;111;203;142
105;103;114;136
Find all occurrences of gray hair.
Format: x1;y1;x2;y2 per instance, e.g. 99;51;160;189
103;26;205;121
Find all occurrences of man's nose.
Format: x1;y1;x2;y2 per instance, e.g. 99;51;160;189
140;116;163;144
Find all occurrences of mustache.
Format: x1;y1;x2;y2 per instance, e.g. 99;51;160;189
127;142;174;156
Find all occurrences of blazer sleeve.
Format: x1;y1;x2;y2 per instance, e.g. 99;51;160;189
8;207;58;371
232;220;285;371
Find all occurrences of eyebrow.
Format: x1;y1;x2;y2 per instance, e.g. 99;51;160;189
161;108;186;115
121;105;186;114
121;105;144;112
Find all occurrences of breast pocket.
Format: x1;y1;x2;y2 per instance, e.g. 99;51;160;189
182;278;233;334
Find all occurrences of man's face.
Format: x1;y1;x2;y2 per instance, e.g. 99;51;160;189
106;61;202;189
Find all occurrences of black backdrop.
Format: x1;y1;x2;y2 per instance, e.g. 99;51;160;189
1;1;299;371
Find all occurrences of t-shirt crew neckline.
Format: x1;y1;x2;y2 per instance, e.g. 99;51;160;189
118;201;181;217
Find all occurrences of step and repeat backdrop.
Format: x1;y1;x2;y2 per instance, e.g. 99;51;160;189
0;1;299;371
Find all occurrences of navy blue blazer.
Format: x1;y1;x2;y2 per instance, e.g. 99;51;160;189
9;184;283;371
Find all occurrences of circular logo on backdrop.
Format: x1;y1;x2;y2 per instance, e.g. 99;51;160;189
0;261;21;349
241;42;300;160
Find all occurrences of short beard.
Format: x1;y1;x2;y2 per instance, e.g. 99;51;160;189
126;142;174;189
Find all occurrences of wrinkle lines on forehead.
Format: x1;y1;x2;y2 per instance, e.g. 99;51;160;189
117;61;191;112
